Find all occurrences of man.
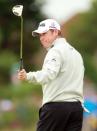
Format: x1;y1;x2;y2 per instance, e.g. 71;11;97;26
18;19;84;131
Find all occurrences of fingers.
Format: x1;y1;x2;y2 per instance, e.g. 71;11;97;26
17;69;27;80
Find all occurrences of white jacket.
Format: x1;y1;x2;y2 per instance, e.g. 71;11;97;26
27;38;84;105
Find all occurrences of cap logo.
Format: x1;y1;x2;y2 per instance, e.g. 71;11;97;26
39;23;45;27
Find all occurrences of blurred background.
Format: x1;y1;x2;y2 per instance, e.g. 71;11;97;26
0;0;97;130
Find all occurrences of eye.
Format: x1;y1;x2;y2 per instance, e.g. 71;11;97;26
43;32;46;35
40;33;46;36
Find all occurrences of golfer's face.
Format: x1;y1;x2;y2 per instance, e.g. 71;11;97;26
39;30;57;48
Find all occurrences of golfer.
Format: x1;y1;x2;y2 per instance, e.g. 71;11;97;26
18;19;84;131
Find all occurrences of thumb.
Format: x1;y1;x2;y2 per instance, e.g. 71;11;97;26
22;69;25;71
21;69;26;73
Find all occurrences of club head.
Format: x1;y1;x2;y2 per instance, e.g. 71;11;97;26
12;5;23;16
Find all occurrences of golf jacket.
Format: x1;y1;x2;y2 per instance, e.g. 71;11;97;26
27;38;84;105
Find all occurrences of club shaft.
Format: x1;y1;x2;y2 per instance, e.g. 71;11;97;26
20;16;23;59
20;16;23;69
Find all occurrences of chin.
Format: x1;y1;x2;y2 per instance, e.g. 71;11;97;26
43;45;47;48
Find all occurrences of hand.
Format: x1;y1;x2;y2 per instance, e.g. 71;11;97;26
17;69;27;80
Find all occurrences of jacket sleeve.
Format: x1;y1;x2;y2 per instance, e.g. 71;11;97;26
26;49;62;85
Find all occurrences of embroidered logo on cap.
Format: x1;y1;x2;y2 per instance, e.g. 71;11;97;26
39;23;45;27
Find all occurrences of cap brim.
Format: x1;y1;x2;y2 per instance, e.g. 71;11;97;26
32;29;49;37
32;30;40;37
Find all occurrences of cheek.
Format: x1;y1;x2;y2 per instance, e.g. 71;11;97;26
40;34;53;44
48;36;54;43
40;38;48;46
43;37;50;43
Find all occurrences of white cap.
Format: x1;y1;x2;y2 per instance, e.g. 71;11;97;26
32;19;61;36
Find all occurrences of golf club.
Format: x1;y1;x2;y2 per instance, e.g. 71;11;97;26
12;5;24;70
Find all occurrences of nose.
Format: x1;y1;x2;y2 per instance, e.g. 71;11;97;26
40;34;44;41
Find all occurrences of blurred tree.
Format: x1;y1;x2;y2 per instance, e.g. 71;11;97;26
0;0;45;85
67;0;97;85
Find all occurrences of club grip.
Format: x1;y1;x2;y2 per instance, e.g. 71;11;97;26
20;58;23;70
